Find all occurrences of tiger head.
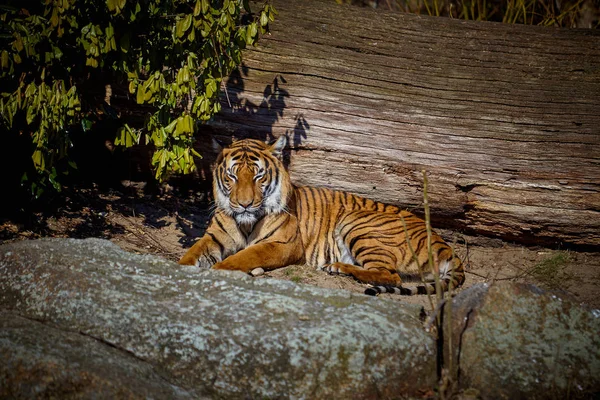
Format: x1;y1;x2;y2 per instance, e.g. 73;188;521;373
213;136;292;225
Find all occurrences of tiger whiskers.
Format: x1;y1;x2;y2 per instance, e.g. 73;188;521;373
280;204;293;218
207;201;219;219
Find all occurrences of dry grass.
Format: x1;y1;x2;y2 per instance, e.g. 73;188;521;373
337;0;599;28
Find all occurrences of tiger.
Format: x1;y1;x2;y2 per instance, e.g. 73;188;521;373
179;136;465;296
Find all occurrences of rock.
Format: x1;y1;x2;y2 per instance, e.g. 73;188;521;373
0;238;436;399
0;311;198;399
444;282;600;399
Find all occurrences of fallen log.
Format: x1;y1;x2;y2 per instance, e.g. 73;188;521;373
197;0;600;248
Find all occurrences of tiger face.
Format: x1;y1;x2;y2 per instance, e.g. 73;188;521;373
213;137;289;225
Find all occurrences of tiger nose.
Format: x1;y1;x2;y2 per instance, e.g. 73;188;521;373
238;199;253;210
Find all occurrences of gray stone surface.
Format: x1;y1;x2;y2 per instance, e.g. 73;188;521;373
445;282;600;399
0;238;436;399
0;311;197;399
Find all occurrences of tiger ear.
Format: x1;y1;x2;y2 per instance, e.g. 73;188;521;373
269;135;287;158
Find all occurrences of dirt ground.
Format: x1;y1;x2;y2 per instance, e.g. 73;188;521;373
2;183;599;311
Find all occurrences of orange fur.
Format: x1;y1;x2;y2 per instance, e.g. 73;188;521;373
179;137;465;295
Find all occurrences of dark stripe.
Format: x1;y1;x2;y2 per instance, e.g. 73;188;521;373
342;208;392;230
263;157;271;172
271;161;280;195
352;212;394;230
436;245;447;259
338;213;361;236
296;188;305;221
255;217;288;243
314;188;329;262
360;258;388;266
354;245;372;258
231;146;264;157
387;204;401;213
349;193;357;210
359;248;395;259
364;287;381;296
264;171;274;197
306;187;317;236
344;217;399;248
216;166;228;194
214;216;233;240
411;230;428;252
206;232;225;255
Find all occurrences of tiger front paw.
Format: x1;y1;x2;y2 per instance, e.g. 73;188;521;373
211;261;228;270
212;260;255;274
212;261;242;272
178;253;199;267
179;253;216;269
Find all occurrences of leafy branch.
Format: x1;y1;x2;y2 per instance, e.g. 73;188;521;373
0;0;277;197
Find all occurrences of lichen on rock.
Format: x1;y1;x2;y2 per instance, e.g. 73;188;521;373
0;238;436;399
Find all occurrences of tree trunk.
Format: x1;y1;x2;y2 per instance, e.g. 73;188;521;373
198;0;600;248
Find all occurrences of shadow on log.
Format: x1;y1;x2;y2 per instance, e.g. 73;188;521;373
196;0;600;248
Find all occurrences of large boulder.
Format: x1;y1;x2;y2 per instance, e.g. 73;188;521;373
0;238;436;399
0;311;198;399
445;282;600;399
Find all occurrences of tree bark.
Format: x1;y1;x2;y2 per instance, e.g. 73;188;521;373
198;0;600;248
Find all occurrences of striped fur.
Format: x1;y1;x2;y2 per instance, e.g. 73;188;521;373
179;137;465;296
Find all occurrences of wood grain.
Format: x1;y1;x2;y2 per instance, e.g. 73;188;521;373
197;0;600;248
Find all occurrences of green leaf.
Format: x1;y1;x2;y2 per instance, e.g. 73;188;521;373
115;125;137;147
26;105;37;125
164;118;178;134
159;147;167;170
107;0;117;12
53;45;63;60
246;22;258;45
260;12;268;27
205;80;214;98
81;118;93;131
14;36;24;52
0;50;8;69
32;149;45;171
48;167;61;191
136;85;145;104
176;14;192;38
108;0;126;14
117;0;126;13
